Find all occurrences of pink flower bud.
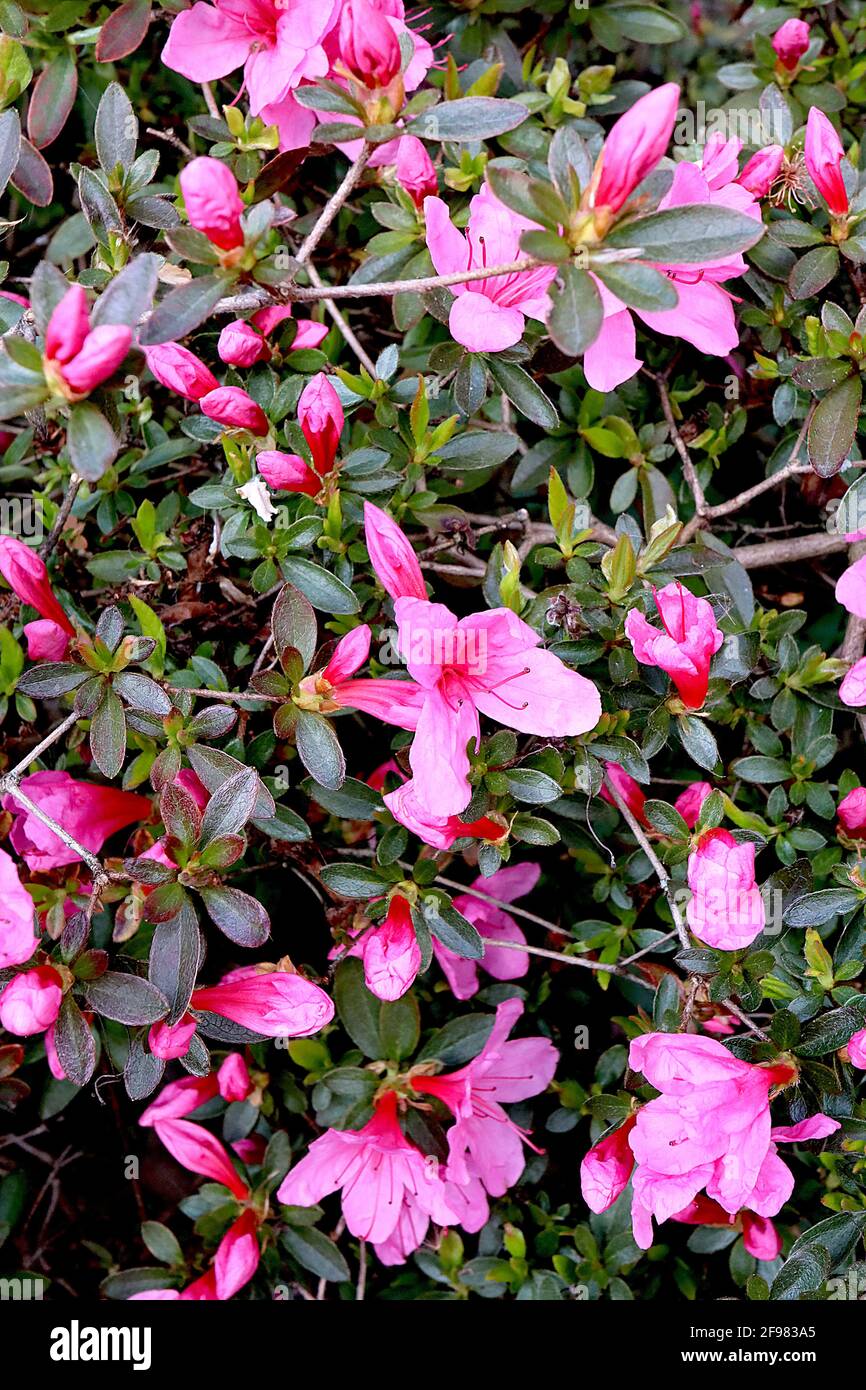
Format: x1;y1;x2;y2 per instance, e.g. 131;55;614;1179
23;619;71;661
741;1213;781;1260
600;762;648;825
190;969;334;1038
593;83;680;213
625;581;723;710
737;144;785;196
154;1117;250;1199
395;135;437;206
674;781;713;829
848;1027;866;1069
580;1115;637;1213
180;156;245;251
339;0;403;87
0;847;38;968
772;17;810;71
200;386;269;435
841;655;866;706
148;1015;197;1060
686;828;765;950
838;786;866;838
217;1052;252;1103
0;534;74;635
0;965;63;1036
215;1211;259;1300
322;626;372;684
298;372;343;475
363;500;427;601
255;450;319;496
143;343;218;401
45;284;90;364
218;320;268;368
804;106;849;217
60;324;132;393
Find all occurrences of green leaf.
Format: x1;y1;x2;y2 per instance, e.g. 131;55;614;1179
416;1013;495;1067
67;402;119;481
319;863;386;898
333;959;382;1057
487;358;559;429
677;715;719;772
786;1210;866;1269
502;768;562;804
0;107;21;198
280;1225;350;1283
379;991;420;1062
272;583;317;672
139;274;229;346
90;685;126;778
95;0;152;64
731;755;789;784
594;259;678;311
52;995;95;1088
149;903;201;1026
770;1246;830;1300
547;264;603;356
807;374;862;478
784;889;860;927
295;709;346;791
199;885;270;948
200;765;258;844
91;253;160;329
27;49;77;150
407;97;529;143
83;971;168;1026
422;897;484;959
280;557;360;615
795;1005;862;1055
606;205;765;263
788;245;840;300
141;1221;184;1268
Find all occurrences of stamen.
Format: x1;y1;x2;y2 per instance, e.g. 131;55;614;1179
485;666;530;712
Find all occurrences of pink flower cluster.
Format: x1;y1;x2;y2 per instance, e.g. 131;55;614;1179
278;999;557;1265
580;1032;840;1253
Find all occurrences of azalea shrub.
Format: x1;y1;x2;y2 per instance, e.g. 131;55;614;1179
2;0;866;1308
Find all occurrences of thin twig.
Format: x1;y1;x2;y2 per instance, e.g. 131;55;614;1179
39;473;81;560
306;263;377;377
604;779;691;950
295;143;375;267
2;709;80;783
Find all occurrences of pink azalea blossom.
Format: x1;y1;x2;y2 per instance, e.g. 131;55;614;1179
191;967;334;1038
670;1193;781;1260
383;777;506;851
218;309;327;367
413;998;558;1203
675;781;714;829
2;771;151;873
131;1210;259;1301
0;847;39;969
580;1113;637;1214
625;581;723;710
424;183;558;353
256;372;343;496
148;1014;197;1060
277;1090;461;1262
0;964;63;1036
838;786;866;838
847;1028;866;1069
841;655;866;706
363;503;601;817
591;83;680;214
686;828;765;950
584;160;760;391
42;283;131;398
139;1054;252;1126
154;1117;250;1199
804;107;849;217
143;342;219;401
701;132;742;191
200;386;269;435
835;552;866;619
600;762;648;826
772;18;811;71
295;624;427;731
433;862;539;1000
180;156;245;250
622;1032;839;1249
737;145;785;196
0;534;74;659
162;1;339;143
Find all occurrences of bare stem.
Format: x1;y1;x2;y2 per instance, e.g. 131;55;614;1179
306;262;377;377
3;709;80;783
604;778;691;950
295;143;375;267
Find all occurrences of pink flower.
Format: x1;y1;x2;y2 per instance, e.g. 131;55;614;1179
584;160;760;391
701;132;742;191
0;847;40;968
277;1090;461;1262
364;504;601;817
347;894;421;1002
384;778;506;851
148;1014;197;1060
424;183;558;352
414;998;558;1205
180;156;245;251
600;763;648;826
841;655;866;706
218;1052;252;1102
396;136;437;206
2;771;151;873
339;0;403;87
0;965;62;1036
838;787;866;838
214;1209;259;1299
139;1054;251;1126
162;2;338;130
256;373;342;495
686;828;765;950
772;17;810;71
580;1114;637;1214
434;862;539;999
848;1028;866;1069
295;624;426;731
218;320;268;368
836;552;866;619
591;83;680;214
200;386;269;435
191;967;334;1038
625;581;723;710
675;781;713;829
251;304;328;350
622;1033;839;1249
144;343;218;401
804;107;849;217
670;1194;781;1259
0;534;74;657
154;1117;250;1199
43;284;131;397
737;145;785;196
